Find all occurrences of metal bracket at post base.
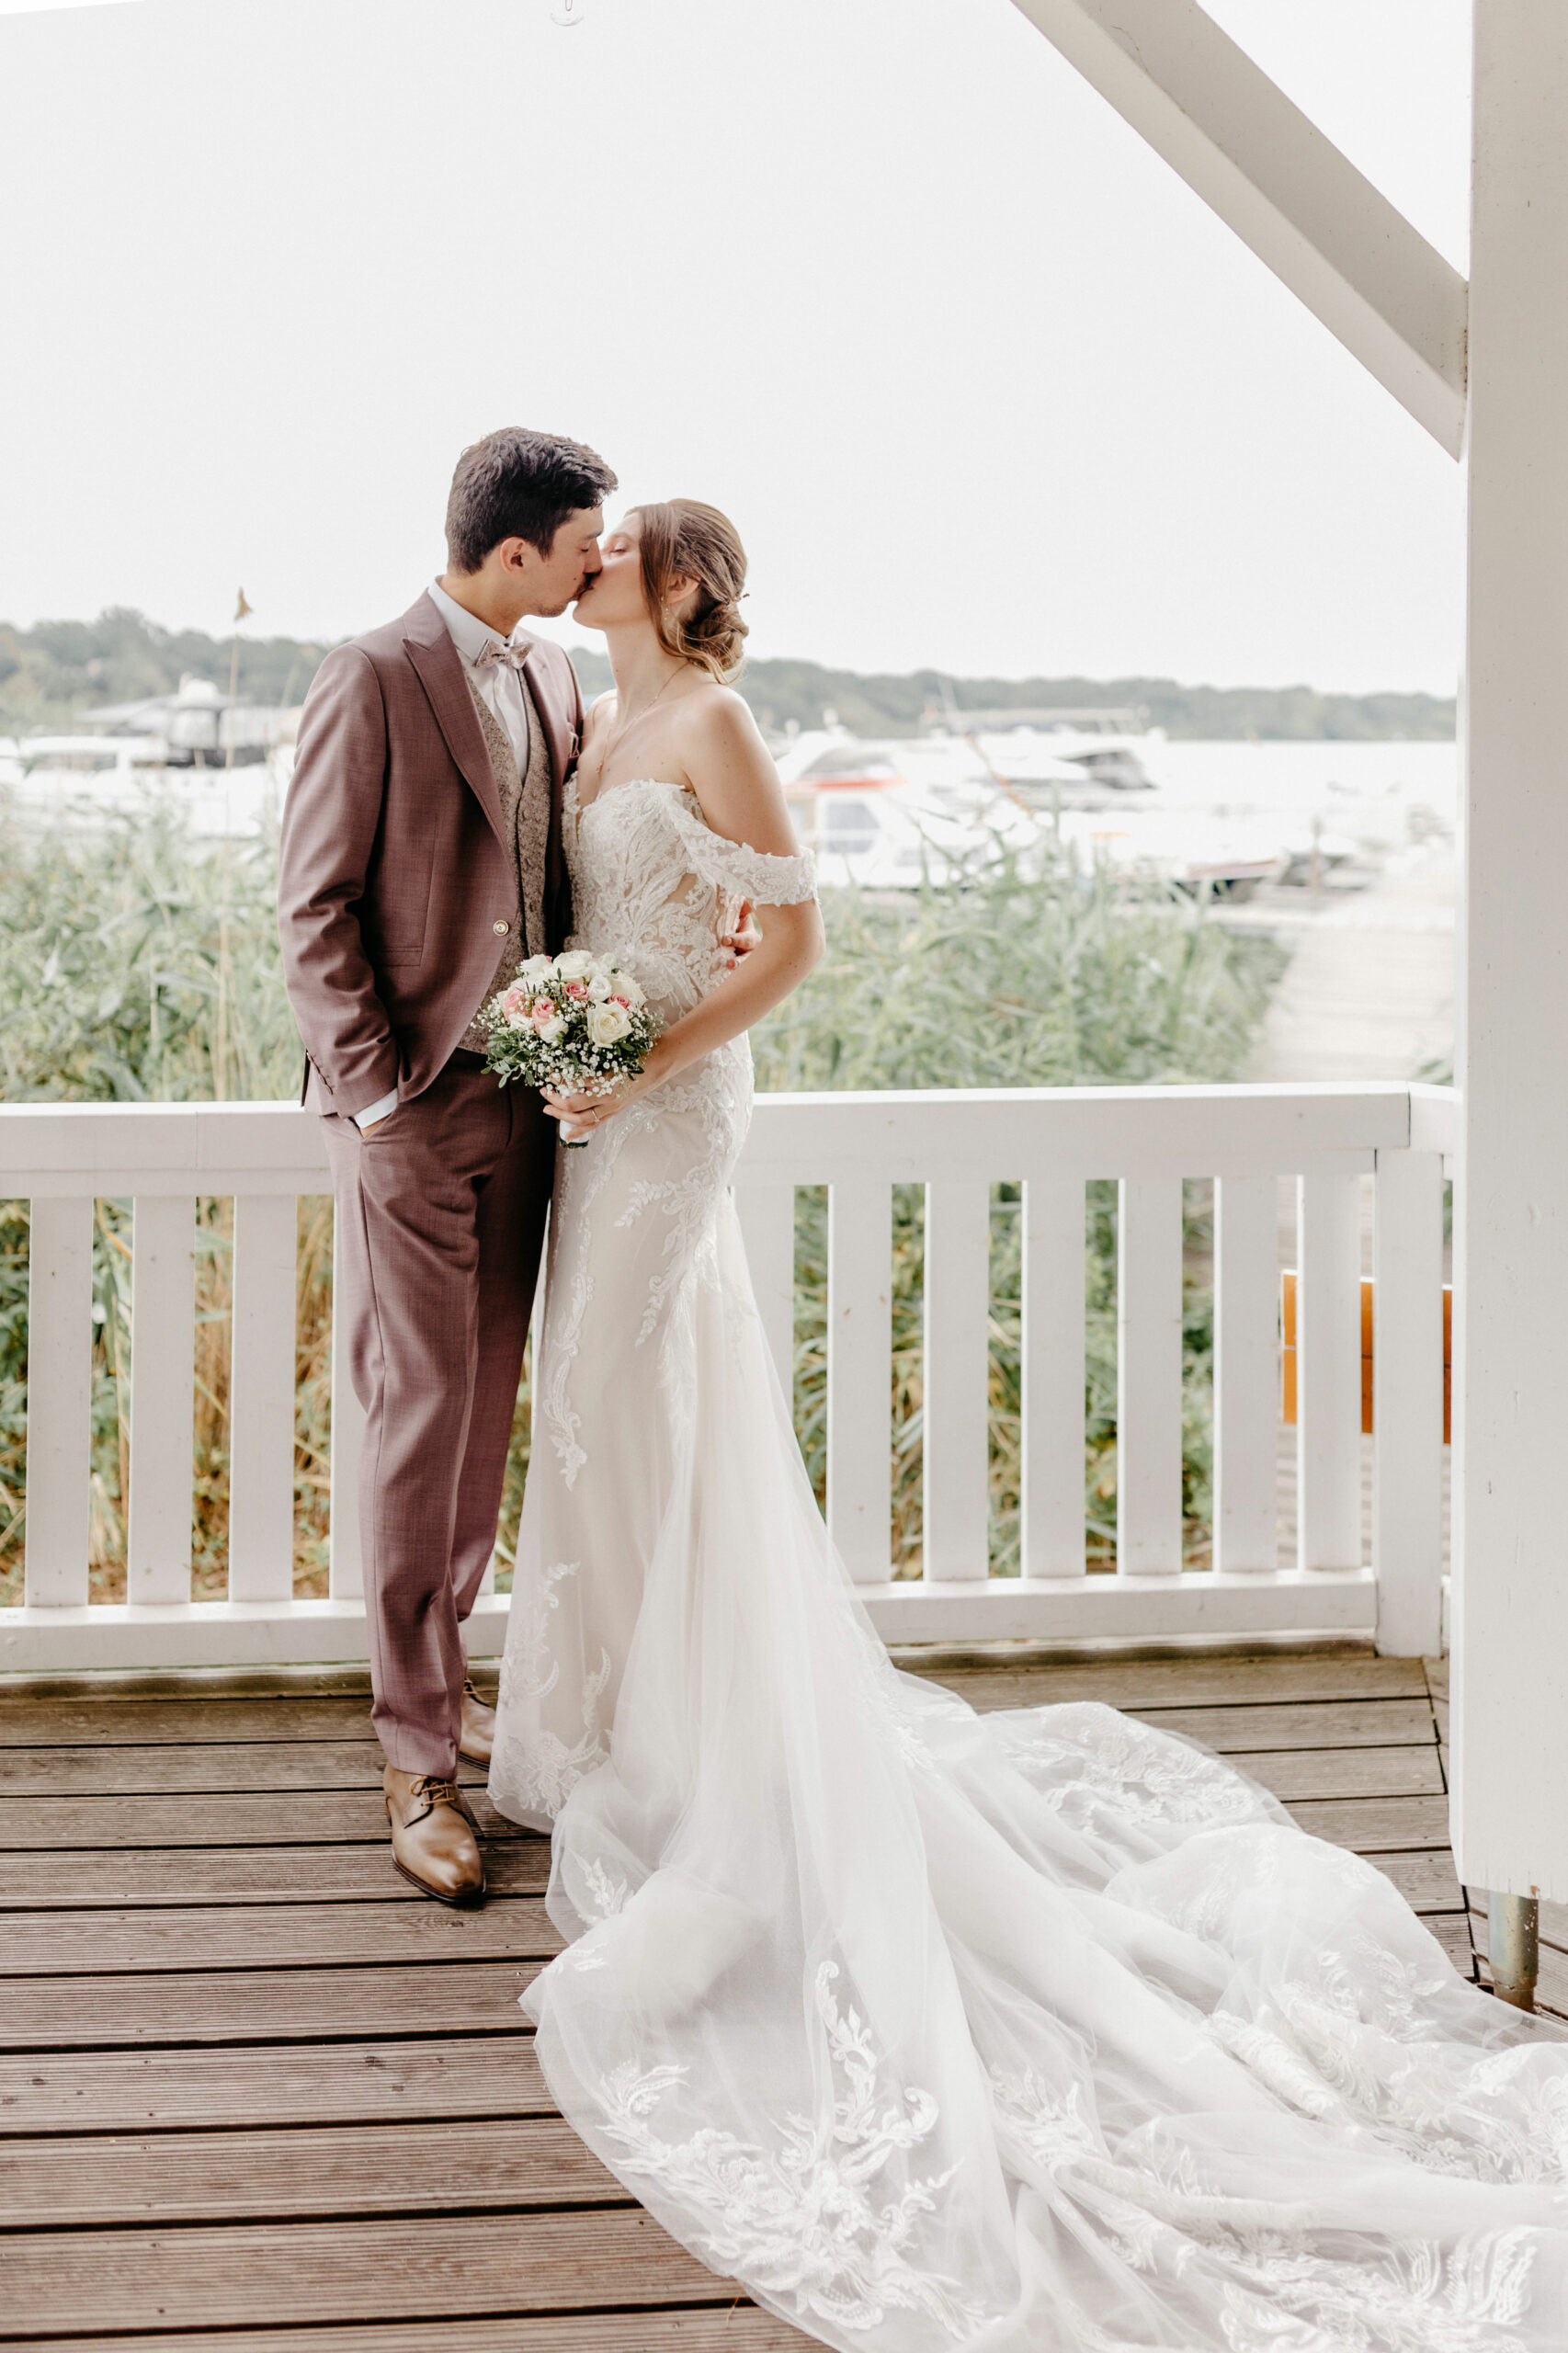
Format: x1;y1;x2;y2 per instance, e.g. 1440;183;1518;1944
1489;1893;1540;2011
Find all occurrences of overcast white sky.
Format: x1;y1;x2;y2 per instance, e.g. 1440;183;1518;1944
0;0;1471;691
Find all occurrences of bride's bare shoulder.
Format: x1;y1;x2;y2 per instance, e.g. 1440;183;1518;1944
675;680;795;851
675;679;766;757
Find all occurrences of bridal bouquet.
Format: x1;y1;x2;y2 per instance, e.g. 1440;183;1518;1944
479;949;658;1145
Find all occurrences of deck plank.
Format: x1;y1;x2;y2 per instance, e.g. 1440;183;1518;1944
1122;1699;1435;1751
0;1743;486;1798
0;1696;382;1748
1286;1794;1452;1850
1363;1848;1464;1914
0;1961;540;2051
0;1898;560;1974
1227;1745;1445;1802
0;1790;529;1849
0;1841;549;1907
0;2118;621;2225
0;2035;549;2133
921;1654;1426;1709
0;2211;723;2334
1;2313;810;2353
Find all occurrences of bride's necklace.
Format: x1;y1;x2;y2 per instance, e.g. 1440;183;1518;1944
587;661;686;789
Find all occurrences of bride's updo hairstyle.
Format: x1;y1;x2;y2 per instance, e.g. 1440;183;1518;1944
636;500;749;683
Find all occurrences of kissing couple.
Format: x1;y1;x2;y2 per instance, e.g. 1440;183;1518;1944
278;428;1568;2353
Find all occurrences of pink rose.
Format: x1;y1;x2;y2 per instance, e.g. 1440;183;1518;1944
501;984;530;1023
610;995;630;1007
529;998;558;1030
563;981;589;1000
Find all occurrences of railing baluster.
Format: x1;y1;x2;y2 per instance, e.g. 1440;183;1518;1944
126;1195;197;1605
923;1179;993;1579
23;1195;94;1607
733;1179;796;1394
328;1204;367;1602
227;1195;299;1605
1297;1171;1364;1569
1117;1176;1185;1574
1372;1146;1446;1650
1020;1177;1086;1577
827;1178;892;1582
1213;1175;1279;1572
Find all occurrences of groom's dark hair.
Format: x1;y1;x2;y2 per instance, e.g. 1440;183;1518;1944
445;428;619;572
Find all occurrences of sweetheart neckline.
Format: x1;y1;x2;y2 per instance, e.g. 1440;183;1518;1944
566;775;697;834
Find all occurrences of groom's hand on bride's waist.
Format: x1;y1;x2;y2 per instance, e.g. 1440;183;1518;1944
721;899;760;969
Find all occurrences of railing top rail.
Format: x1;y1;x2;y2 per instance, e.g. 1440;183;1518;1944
0;1083;1454;1196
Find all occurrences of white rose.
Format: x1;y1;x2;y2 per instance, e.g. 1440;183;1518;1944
539;1016;567;1045
608;971;645;1007
587;1001;632;1046
519;954;554;982
586;972;612;1001
554;949;595;979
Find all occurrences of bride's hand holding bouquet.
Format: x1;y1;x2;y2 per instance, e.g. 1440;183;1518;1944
480;950;662;1145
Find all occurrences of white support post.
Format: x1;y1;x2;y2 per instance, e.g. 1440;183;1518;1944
1295;1174;1363;1573
1371;1148;1445;1656
327;1203;366;1602
23;1195;94;1607
1019;1176;1085;1577
125;1195;197;1606
1212;1176;1278;1574
227;1194;299;1606
922;1179;992;1580
1116;1177;1184;1574
1008;0;1467;454
733;1179;796;1396
826;1179;892;1582
1452;0;1568;1903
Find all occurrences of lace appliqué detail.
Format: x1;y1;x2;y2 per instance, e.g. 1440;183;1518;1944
995;1702;1278;1835
994;2066;1544;2347
659;786;819;905
598;1961;981;2339
494;1559;612;1819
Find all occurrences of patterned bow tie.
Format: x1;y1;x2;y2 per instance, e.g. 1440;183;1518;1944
475;638;533;673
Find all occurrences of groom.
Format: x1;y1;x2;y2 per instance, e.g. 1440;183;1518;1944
278;427;618;1905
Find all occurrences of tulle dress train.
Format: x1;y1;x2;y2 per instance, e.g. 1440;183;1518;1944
490;776;1568;2351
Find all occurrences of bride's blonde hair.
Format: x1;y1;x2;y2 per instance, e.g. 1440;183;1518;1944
636;500;749;683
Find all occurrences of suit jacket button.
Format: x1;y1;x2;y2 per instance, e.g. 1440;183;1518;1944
493;919;510;935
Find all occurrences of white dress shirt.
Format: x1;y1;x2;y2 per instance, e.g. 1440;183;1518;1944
354;583;536;1131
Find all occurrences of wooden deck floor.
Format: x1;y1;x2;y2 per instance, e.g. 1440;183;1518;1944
0;1643;1515;2350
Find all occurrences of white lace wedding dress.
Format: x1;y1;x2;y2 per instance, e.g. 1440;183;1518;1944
490;776;1568;2352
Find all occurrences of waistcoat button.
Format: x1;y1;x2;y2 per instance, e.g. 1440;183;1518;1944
493;919;509;935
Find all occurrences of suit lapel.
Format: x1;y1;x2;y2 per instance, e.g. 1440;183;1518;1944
402;596;506;850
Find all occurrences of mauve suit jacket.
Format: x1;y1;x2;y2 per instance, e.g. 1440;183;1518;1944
278;592;582;1118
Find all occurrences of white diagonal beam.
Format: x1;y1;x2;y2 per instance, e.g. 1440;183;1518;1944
1009;0;1468;456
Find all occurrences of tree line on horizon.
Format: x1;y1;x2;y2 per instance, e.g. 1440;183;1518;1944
0;607;1456;744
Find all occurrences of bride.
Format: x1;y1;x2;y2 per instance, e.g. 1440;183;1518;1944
489;501;1568;2352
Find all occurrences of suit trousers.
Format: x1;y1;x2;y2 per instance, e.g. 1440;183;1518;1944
323;1061;553;1776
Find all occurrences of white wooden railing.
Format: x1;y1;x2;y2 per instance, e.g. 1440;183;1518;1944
0;1082;1454;1674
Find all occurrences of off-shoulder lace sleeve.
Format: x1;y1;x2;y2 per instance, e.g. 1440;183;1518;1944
665;791;818;905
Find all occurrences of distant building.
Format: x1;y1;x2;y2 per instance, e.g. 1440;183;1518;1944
83;673;301;767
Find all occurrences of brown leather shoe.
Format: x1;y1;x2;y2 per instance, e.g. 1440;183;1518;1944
458;1678;496;1768
384;1768;485;1907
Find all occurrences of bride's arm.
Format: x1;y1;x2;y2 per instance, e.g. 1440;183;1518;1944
545;693;824;1130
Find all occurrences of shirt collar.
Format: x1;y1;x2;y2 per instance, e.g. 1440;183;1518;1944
428;579;535;668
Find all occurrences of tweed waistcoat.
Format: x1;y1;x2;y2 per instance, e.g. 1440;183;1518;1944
459;671;552;1050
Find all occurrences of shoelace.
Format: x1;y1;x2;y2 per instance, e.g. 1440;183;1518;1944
408;1775;462;1813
